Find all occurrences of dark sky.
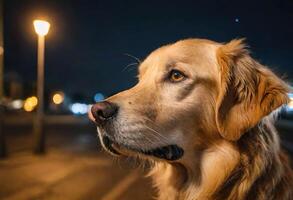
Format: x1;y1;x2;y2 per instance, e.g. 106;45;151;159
4;0;293;101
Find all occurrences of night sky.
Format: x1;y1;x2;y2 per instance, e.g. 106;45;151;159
4;0;293;102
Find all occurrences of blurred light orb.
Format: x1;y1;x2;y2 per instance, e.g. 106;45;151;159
30;96;38;106
11;99;24;109
24;96;38;112
235;18;239;23
70;103;89;115
94;93;105;102
33;20;50;36
24;104;34;112
52;92;64;105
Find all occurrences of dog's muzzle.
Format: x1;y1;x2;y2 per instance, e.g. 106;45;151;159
90;102;184;161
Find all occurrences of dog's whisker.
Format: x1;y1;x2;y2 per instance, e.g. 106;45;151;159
143;124;170;144
122;62;139;72
143;119;170;140
138;131;159;146
144;126;167;142
144;130;165;145
123;53;141;64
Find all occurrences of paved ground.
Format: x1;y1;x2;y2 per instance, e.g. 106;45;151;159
0;117;155;200
0;150;154;200
0;150;152;200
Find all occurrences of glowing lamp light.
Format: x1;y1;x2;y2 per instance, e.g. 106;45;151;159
52;92;64;105
94;93;105;102
24;96;38;112
33;20;50;36
30;96;38;106
70;103;89;115
10;100;24;109
24;104;34;112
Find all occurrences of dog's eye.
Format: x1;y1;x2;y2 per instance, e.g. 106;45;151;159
169;70;185;82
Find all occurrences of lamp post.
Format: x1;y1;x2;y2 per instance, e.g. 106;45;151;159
33;20;50;154
0;0;6;158
0;0;3;100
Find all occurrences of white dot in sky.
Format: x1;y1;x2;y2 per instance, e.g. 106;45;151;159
235;18;239;23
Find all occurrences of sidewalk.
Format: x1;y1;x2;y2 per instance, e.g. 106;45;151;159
0;149;154;200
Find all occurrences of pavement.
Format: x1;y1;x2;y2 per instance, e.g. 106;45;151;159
0;150;154;200
0;150;155;200
0;117;155;200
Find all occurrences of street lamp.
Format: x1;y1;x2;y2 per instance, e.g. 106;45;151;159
33;20;50;154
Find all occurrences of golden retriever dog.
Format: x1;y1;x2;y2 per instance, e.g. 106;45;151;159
89;38;293;200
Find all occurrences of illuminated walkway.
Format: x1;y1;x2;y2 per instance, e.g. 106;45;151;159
0;118;154;200
0;149;154;200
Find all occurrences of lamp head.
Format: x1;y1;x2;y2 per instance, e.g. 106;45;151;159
33;20;50;36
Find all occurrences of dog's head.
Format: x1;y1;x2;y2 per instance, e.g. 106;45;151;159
89;39;289;162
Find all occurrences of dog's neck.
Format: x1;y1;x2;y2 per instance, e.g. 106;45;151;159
150;141;240;200
149;118;293;200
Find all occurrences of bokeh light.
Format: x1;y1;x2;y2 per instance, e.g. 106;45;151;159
10;99;24;109
94;93;105;102
52;92;64;105
70;103;89;115
23;96;38;112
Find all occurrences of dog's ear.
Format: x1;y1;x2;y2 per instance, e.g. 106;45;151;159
215;39;289;141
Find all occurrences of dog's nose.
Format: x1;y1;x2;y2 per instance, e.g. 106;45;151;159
91;101;118;124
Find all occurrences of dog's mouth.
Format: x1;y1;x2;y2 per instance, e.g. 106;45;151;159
101;135;121;156
101;135;184;161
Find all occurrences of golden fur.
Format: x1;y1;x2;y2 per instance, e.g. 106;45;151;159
90;38;293;199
